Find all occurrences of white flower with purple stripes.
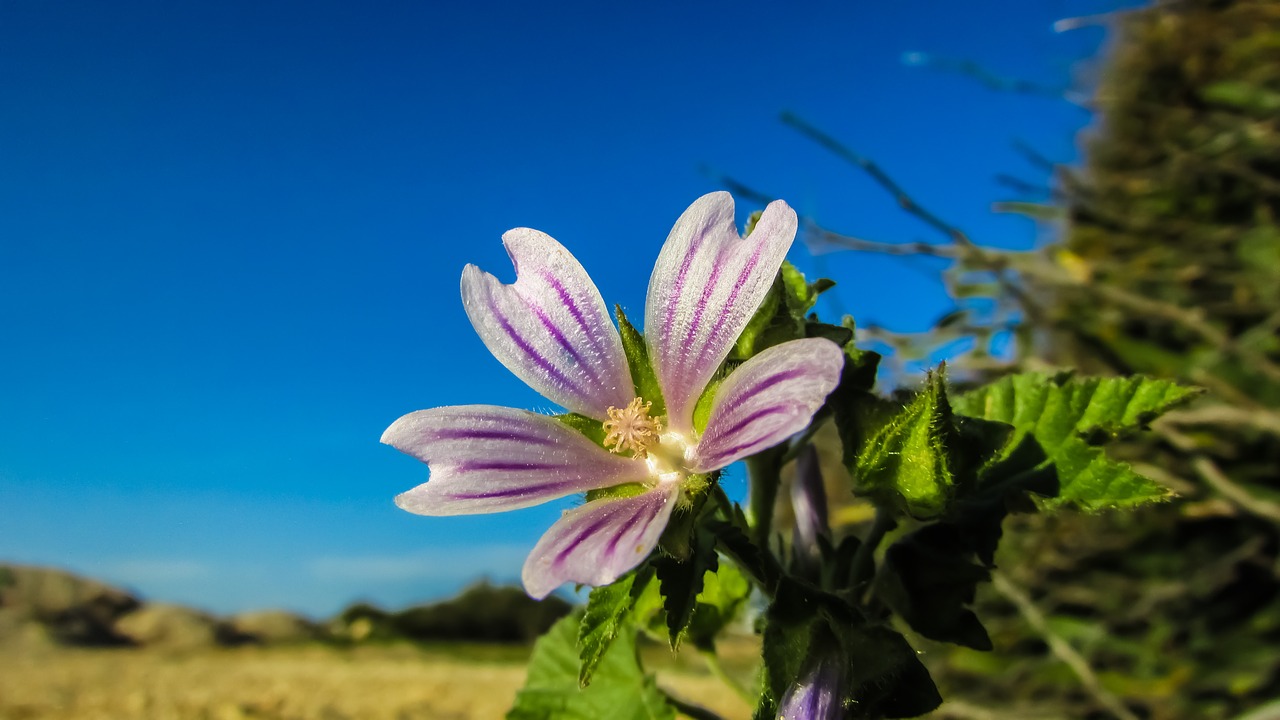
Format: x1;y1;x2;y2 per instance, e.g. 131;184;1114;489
382;192;844;599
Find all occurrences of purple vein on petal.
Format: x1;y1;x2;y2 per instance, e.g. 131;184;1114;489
489;298;591;402
452;460;564;472
430;428;557;444
443;480;572;501
526;294;602;386
708;367;807;424
541;270;607;359
704;406;793;458
554;512;617;567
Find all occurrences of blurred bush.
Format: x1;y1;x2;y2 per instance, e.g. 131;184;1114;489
332;581;573;645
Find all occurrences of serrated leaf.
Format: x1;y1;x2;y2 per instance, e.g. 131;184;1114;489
687;561;751;652
876;524;992;650
653;527;718;649
952;373;1200;511
578;567;656;687
854;367;957;519
756;579;941;720
615;305;664;417
510;614;674;720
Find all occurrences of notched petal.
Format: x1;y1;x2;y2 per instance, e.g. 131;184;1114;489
521;485;677;599
645;192;799;433
462;228;634;421
384;405;649;516
692;338;844;472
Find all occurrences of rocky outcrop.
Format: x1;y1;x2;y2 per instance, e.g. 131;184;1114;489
0;564;140;645
113;603;225;649
229;609;319;644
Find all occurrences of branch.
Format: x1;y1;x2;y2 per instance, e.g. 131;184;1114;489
990;572;1141;720
781;111;974;248
661;690;726;720
1190;455;1280;524
1159;404;1280;439
804;225;958;258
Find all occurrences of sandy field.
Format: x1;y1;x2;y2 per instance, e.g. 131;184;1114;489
0;642;753;720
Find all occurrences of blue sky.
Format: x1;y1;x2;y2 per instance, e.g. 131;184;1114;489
0;1;1129;617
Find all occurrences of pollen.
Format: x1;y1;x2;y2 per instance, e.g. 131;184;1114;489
602;397;662;458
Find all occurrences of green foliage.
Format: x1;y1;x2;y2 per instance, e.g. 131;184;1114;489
854;367;957;519
652;527;718;649
685;561;750;652
952;373;1198;510
875;524;992;650
756;579;941;720
578;568;658;687
377;582;573;644
509;614;674;720
615;305;665;414
732;261;836;359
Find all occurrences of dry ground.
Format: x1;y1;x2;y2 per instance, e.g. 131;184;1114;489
0;642;755;720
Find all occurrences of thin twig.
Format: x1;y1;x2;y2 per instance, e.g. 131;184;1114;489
1160;404;1280;439
661;690;726;720
990;571;1140;720
804;225;958;258
782;111;974;248
699;649;754;704
1191;455;1280;524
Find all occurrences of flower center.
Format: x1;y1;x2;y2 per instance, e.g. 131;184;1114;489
602;397;663;459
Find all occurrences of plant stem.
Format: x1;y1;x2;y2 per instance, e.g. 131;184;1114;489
849;507;895;598
662;691;726;720
746;447;785;550
699;648;754;705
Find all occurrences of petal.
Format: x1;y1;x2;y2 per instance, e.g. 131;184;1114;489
521;485;677;599
790;443;831;552
384;405;650;516
462;227;634;421
645;192;798;433
691;338;844;472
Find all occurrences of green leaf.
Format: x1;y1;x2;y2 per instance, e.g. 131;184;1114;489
854;366;957;519
652;526;718;649
509;614;674;720
755;579;941;720
615;305;664;416
1203;80;1280;114
952;373;1200;511
578;567;657;687
686;561;751;652
875;524;992;650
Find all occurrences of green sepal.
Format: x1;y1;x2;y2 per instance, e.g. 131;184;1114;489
615;305;665;417
853;366;957;519
555;412;607;447
731;261;837;360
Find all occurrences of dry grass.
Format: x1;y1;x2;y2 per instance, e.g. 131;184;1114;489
0;641;754;720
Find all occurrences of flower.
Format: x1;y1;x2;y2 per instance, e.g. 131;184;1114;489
790;443;830;572
777;644;846;720
382;192;844;599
